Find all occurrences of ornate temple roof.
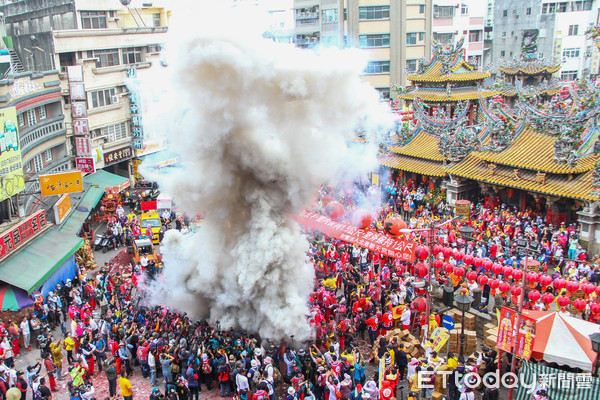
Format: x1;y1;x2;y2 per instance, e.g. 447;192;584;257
398;86;497;102
388;131;444;161
498;60;561;76
378;154;447;177
407;59;491;83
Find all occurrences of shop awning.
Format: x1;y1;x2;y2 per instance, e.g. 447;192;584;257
83;170;130;191
0;230;84;294
58;186;104;236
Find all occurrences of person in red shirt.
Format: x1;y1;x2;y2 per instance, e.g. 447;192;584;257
365;314;378;345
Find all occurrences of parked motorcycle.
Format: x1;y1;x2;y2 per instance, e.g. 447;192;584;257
93;234;104;251
101;234;116;253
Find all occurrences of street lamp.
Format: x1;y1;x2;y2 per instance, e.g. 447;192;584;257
590;332;600;376
455;292;474;360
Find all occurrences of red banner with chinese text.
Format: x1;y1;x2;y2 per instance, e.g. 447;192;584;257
0;210;47;259
294;210;415;262
515;315;536;360
497;306;517;353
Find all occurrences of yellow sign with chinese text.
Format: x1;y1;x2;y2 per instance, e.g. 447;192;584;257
40;171;83;196
430;327;450;352
0;107;25;201
54;193;72;224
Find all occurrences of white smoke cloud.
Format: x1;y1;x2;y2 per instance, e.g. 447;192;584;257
141;0;392;341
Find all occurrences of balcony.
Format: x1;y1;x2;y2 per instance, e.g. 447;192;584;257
52;27;168;53
19;116;66;157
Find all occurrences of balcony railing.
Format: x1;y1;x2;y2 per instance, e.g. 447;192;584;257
19;116;66;156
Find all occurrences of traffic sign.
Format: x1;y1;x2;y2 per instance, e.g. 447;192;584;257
442;315;455;330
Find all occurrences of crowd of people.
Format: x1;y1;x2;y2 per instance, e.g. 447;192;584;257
0;176;595;400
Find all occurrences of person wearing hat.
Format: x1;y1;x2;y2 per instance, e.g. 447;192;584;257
349;384;365;400
15;371;28;400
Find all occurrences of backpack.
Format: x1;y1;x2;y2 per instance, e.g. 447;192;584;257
202;360;212;374
272;367;283;385
252;368;262;385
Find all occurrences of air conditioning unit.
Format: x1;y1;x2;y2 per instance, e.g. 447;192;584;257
111;95;120;104
110;17;120;22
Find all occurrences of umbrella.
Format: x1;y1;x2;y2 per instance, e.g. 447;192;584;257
0;284;34;311
524;310;600;371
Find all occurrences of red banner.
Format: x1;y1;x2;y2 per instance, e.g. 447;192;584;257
141;201;157;211
515;315;536;360
497;306;517;353
0;210;47;259
294;210;415;262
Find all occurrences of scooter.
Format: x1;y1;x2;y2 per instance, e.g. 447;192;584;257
93;234;104;251
101;235;116;253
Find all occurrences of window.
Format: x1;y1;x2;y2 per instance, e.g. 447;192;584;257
359;6;390;20
103;122;128;142
557;2;567;12
17;113;24;127
359;34;390;48
44;149;53;162
434;6;454;18
503;10;508;17
568;25;579;36
433;32;454;43
38;105;46;120
561;70;578;80
322;9;338;23
375;88;390;100
364;61;390;74
90;88;116;108
526;7;532;15
94;48;119;67
469;30;481;42
122;47;142;64
25;161;32;173
406;59;418;72
502;31;507;38
153;13;161;27
81;11;107;29
419;32;425;41
501;50;506;57
419;5;425;14
33;154;43;172
147;44;161;53
563;48;580;58
406;33;417;45
461;4;468;15
27;109;37;126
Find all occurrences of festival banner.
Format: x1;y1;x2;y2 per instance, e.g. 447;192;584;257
0;107;25;201
0;210;47;259
430;327;451;352
515;315;536;360
497;306;517;352
294;210;416;262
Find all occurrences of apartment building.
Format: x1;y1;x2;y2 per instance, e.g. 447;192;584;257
294;0;432;98
0;0;170;183
432;0;487;68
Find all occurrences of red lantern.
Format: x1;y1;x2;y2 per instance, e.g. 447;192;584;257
463;254;474;265
566;281;580;293
557;295;570;307
453;267;465;277
510;285;522;297
591;302;600;315
383;217;407;237
351;209;373;229
443;263;454;273
512;269;524;281
443;247;453;259
416;264;428;278
477;275;489;286
539;275;553;287
473;257;483;268
453;250;464;261
466;271;477;282
553;278;567;290
528;290;541;302
526;272;539;284
499;281;510;293
433;260;443;270
325;202;345;220
433;244;443;256
492;263;503;275
488;279;499;290
502;266;514;278
482;259;493;271
541;293;555;304
573;299;586;311
582;283;596;295
416;246;429;261
413;297;426;312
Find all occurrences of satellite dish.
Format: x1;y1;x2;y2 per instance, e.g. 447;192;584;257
120;0;132;6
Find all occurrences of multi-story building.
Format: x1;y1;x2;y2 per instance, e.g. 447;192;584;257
293;0;432;98
432;0;486;68
0;0;170;182
491;0;595;79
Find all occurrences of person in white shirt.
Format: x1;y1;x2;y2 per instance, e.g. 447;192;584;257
148;351;157;386
20;317;31;351
400;307;411;330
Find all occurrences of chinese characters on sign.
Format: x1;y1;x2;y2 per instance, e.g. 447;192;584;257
293;211;416;262
0;210;47;259
73;119;89;136
497;306;517;353
515;315;536;360
71;101;88;118
128;68;145;151
69;83;86;100
53;194;72;224
104;146;133;166
39;171;83;196
0;107;25;201
75;137;92;157
75;157;95;174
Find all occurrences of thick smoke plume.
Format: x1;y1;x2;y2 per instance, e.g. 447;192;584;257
141;1;391;341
